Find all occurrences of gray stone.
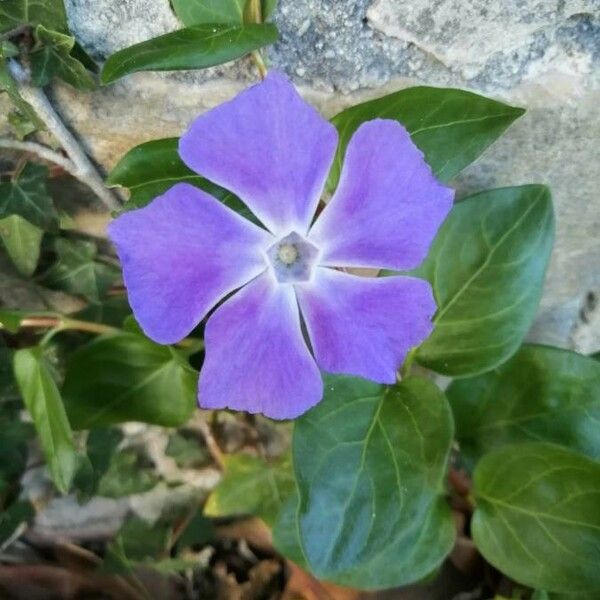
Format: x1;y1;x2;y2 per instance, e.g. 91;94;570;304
5;0;600;349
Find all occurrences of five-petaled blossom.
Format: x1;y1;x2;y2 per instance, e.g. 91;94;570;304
108;72;454;419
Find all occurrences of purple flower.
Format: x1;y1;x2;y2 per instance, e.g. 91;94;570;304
108;72;454;419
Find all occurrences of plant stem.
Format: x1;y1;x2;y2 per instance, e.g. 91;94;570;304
7;59;122;211
251;51;268;79
246;0;268;79
18;315;120;336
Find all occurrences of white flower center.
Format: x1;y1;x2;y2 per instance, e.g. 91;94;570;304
266;232;319;283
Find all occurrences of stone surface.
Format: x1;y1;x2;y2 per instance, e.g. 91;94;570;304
4;0;600;349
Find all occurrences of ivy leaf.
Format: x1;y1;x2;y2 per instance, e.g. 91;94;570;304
171;0;246;25
328;86;524;190
101;23;278;85
281;375;455;589
0;163;58;230
0;0;68;34
8;109;38;139
448;344;600;467
62;332;197;429
0;214;43;276
72;427;123;500
205;453;294;526
96;449;160;498
13;346;77;493
42;238;119;302
0;61;44;129
472;442;600;593
416;185;554;377
29;26;95;90
106;137;256;223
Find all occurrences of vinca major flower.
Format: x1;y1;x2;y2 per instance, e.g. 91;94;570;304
108;72;454;419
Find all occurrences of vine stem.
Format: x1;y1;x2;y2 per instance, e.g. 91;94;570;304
399;348;417;379
6;60;122;211
247;0;268;79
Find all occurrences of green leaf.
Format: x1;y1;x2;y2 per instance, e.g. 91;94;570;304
103;516;170;574
205;453;294;527
106;137;255;221
0;0;68;34
0;309;25;333
416;185;554;376
29;26;95;90
73;427;123;499
328;86;524;190
101;23;278;85
0;501;34;544
0;61;44;129
73;296;132;327
8;109;38;139
42;238;119;302
472;442;600;593
286;375;455;589
13;346;77;493
97;449;160;498
171;0;246;25
448;344;600;467
62;332;197;429
0;214;43;276
262;0;277;19
165;431;210;469
0;163;58;230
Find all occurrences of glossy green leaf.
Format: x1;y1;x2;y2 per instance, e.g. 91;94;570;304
0;309;25;333
416;185;554;376
62;332;197;429
448;344;600;467
171;0;246;25
287;375;455;589
13;346;77;493
42;238;119;302
106;137;258;221
328;86;524;190
0;0;68;34
0;163;58;230
172;0;276;26
205;453;294;526
0;214;43;276
101;24;277;85
73;296;132;327
472;442;600;593
29;26;95;90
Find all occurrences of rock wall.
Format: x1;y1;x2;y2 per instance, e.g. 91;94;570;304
49;1;600;349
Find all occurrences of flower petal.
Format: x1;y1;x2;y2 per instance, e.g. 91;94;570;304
108;183;272;344
309;119;454;271
199;272;322;419
179;71;338;236
296;268;436;383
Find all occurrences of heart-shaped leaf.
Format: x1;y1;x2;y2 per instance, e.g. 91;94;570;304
0;0;68;34
101;24;277;84
448;344;600;467
62;332;197;429
29;26;95;90
416;185;554;376
0;214;43;276
472;442;600;593
328;86;524;190
205;453;294;526
0;163;58;230
280;375;455;589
